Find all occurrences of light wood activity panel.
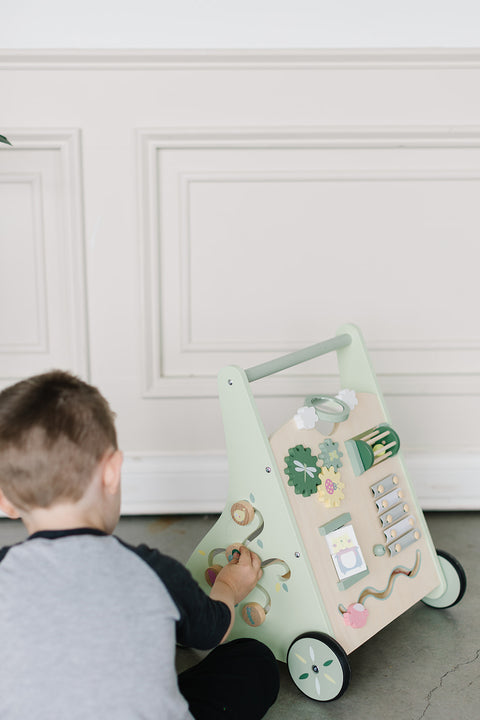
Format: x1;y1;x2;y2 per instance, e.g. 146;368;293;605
269;391;438;654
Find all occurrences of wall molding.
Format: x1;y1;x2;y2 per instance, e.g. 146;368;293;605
4;48;480;71
121;451;480;515
0;129;89;382
137;126;480;398
0;172;48;353
179;168;480;355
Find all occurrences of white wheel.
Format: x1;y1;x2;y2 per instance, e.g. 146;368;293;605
287;632;350;701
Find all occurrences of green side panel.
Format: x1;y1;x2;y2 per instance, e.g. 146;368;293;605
186;365;334;663
336;323;391;421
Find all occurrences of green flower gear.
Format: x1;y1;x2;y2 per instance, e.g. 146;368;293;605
318;438;343;471
284;445;321;497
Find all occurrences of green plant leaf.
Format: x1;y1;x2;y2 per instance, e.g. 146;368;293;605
0;134;12;146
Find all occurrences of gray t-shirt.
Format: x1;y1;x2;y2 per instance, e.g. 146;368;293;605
0;528;230;719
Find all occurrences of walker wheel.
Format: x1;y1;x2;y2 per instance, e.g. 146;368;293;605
287;632;350;702
230;500;255;526
422;549;467;608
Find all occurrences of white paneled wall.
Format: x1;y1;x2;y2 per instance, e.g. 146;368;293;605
1;50;479;511
0;130;88;385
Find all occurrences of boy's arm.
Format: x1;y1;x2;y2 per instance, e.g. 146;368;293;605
209;546;263;642
117;539;232;649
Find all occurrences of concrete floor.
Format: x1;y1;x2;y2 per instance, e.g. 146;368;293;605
0;512;478;720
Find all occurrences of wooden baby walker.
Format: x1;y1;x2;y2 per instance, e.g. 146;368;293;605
186;324;466;701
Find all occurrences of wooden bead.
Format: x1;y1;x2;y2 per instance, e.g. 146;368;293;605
225;543;242;561
242;602;266;627
230;500;255;526
204;564;222;587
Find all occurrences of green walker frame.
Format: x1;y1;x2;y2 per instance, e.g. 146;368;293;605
186;324;466;701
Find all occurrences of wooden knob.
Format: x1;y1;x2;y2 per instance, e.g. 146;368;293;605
242;602;266;627
204;564;222;587
231;500;255;526
225;543;242;561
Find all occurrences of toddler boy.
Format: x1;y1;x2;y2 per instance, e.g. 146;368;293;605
0;371;279;719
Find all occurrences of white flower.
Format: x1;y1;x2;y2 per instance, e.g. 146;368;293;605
294;405;318;430
336;388;358;411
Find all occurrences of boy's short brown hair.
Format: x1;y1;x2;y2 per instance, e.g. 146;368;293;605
0;371;117;511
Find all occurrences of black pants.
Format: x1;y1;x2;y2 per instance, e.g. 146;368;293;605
178;639;280;720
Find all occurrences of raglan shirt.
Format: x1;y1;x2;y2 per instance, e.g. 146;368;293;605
0;528;231;720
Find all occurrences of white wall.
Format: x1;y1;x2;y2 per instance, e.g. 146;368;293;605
2;0;480;49
1;49;480;514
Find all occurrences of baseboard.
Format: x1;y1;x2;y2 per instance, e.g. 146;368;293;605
121;454;229;515
121;452;480;514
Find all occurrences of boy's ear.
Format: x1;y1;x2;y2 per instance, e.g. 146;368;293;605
102;449;123;496
0;489;21;519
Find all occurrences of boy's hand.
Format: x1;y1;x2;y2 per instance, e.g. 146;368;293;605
209;546;262;642
214;546;263;605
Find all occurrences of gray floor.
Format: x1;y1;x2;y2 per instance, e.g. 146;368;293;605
1;512;478;719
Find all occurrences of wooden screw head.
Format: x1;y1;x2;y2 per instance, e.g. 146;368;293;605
242;602;266;627
231;500;255;526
